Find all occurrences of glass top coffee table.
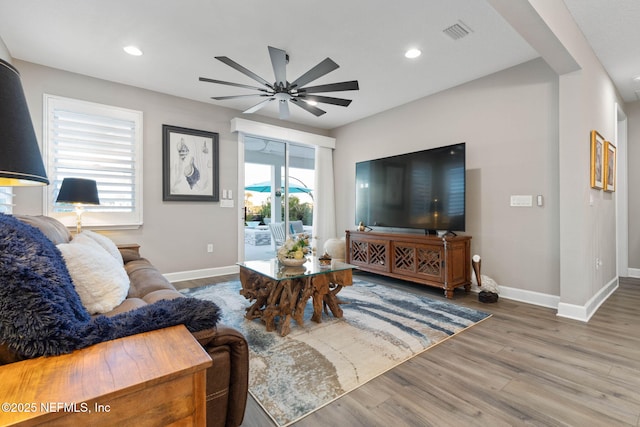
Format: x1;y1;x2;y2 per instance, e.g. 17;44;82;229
237;257;357;336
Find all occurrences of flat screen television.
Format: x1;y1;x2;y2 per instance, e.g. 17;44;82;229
355;142;466;233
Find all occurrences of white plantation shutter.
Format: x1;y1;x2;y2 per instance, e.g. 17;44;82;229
44;95;143;228
0;187;14;214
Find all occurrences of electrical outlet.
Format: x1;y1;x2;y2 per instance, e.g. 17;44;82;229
207;243;213;253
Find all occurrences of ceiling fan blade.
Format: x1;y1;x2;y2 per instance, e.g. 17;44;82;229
215;56;273;89
298;80;360;94
279;100;290;120
268;46;287;86
211;94;271;100
298;94;352;107
290;58;339;89
199;77;269;92
243;98;275;114
290;99;326;117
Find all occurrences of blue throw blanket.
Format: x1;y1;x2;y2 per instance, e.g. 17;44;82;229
0;213;220;358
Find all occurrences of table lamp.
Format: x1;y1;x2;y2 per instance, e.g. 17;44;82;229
56;178;100;233
0;58;49;186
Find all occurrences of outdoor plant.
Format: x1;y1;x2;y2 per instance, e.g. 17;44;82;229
258;196;313;224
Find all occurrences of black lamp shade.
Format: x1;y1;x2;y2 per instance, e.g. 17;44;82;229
0;58;49;186
56;178;100;205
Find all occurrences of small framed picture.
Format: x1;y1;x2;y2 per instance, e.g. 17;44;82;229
603;141;616;192
590;130;604;190
162;125;219;201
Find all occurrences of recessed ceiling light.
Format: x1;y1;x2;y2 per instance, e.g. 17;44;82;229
123;45;143;56
634;75;640;82
405;48;422;59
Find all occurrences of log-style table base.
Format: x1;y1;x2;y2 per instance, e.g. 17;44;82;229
239;267;353;336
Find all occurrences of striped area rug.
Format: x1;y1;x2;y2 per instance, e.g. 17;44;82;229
181;279;491;426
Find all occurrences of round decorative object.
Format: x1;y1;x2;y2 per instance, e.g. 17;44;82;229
278;256;306;267
324;237;346;261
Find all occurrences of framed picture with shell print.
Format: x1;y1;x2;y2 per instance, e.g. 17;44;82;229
603;141;616;192
590;130;605;190
162;125;219;201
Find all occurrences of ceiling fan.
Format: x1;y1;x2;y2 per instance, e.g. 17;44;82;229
199;46;359;119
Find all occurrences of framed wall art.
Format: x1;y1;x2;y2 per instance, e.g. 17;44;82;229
162;124;219;201
590;130;604;190
603;141;616;192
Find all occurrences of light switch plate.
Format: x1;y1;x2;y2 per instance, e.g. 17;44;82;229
510;195;533;207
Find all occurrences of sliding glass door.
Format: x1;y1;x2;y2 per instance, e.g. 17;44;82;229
243;136;315;261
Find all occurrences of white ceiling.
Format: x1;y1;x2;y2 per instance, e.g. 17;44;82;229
0;1;637;130
563;0;640;103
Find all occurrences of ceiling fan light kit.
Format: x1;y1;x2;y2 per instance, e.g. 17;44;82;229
200;46;359;119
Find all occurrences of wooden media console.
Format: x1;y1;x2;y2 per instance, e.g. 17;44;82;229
346;230;471;298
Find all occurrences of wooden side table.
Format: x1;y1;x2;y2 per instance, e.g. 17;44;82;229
0;325;212;426
117;243;141;257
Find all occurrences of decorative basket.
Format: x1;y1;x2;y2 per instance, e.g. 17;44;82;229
278;256;306;267
318;252;332;266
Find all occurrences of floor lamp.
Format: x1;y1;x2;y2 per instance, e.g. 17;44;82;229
56;178;100;234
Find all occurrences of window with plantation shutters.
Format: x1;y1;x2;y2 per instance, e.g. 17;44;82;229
0;187;13;214
44;95;143;228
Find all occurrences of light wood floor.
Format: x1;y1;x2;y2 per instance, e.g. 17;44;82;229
174;274;640;426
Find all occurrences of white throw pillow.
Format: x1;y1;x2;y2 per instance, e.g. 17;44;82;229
79;230;124;266
58;238;130;314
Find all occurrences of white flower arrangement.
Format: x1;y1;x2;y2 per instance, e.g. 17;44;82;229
277;233;311;260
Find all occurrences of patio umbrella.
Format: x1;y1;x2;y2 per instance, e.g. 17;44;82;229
245;181;312;194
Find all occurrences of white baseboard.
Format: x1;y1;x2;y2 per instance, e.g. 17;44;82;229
164;267;618;323
628;268;640;278
495;285;560;309
164;265;239;283
556;277;619;322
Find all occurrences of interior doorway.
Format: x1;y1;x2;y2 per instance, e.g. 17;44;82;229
615;103;628;277
242;136;315;261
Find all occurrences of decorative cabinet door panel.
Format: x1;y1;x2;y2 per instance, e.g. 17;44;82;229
391;241;444;282
349;238;390;272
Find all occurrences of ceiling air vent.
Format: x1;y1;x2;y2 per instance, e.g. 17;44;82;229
443;21;473;41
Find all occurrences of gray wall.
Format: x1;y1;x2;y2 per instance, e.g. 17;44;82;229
331;0;625;311
331;58;561;296
13;60;326;274
627;100;640;269
0;37;9;62
5;0;627;309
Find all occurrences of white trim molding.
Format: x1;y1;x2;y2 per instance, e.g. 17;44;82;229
557;277;619;322
496;285;561;309
628;268;640;279
164;264;239;283
230;118;336;149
